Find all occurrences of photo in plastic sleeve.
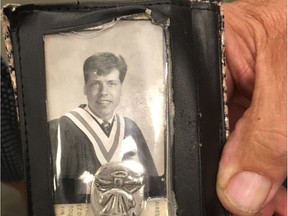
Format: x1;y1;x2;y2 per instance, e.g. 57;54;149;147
44;17;171;216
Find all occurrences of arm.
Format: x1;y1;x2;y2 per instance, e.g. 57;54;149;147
124;117;158;176
53;117;88;203
124;118;165;196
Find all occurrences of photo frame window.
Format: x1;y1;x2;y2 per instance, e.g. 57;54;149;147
44;13;173;216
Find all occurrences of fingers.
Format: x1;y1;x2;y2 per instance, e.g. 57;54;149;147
218;1;287;215
273;186;287;216
260;186;287;216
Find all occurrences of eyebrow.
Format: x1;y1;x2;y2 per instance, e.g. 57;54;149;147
107;80;119;82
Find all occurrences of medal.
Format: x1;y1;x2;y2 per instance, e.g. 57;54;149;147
91;162;145;216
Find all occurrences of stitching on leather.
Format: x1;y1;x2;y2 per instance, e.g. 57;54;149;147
3;9;34;214
15;25;34;216
24;2;189;11
16;2;218;13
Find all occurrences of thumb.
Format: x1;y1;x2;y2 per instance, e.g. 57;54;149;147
217;1;287;215
217;102;287;215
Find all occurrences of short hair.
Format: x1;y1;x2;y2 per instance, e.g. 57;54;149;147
83;52;127;83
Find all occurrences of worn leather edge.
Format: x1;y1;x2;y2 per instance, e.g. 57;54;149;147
1;11;17;97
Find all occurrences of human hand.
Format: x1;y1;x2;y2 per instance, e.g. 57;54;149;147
216;0;287;215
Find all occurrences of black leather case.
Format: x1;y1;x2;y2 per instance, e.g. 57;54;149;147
3;1;230;215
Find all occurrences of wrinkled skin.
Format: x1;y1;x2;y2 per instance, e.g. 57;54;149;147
217;0;287;216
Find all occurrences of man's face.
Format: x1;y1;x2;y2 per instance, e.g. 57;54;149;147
84;68;122;121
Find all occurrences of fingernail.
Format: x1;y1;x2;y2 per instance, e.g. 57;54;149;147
225;171;272;213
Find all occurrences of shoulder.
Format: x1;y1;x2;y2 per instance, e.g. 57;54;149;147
49;105;84;129
55;115;72;127
122;116;145;137
49;118;59;130
123;117;139;129
48;116;73;135
58;105;87;124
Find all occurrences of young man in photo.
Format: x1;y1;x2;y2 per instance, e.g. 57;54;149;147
51;52;159;203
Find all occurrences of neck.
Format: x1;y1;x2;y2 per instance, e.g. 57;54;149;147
86;106;114;123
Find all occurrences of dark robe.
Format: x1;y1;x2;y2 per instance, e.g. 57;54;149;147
50;107;163;204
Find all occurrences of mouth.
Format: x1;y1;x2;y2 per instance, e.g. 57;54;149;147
96;100;111;105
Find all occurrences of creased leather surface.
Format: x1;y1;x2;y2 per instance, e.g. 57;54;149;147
3;1;228;215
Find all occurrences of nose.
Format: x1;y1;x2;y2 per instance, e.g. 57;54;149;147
99;83;108;95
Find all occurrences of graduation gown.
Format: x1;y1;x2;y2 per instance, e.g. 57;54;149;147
50;106;159;203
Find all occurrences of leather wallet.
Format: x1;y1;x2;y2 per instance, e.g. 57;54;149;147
2;0;230;215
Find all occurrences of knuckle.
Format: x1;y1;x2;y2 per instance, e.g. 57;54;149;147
249;129;287;166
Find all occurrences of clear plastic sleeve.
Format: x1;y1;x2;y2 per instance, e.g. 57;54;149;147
45;12;175;216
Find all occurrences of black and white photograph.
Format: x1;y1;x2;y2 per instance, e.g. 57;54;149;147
44;16;170;212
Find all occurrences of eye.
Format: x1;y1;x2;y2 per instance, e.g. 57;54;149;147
107;81;118;87
90;82;100;87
